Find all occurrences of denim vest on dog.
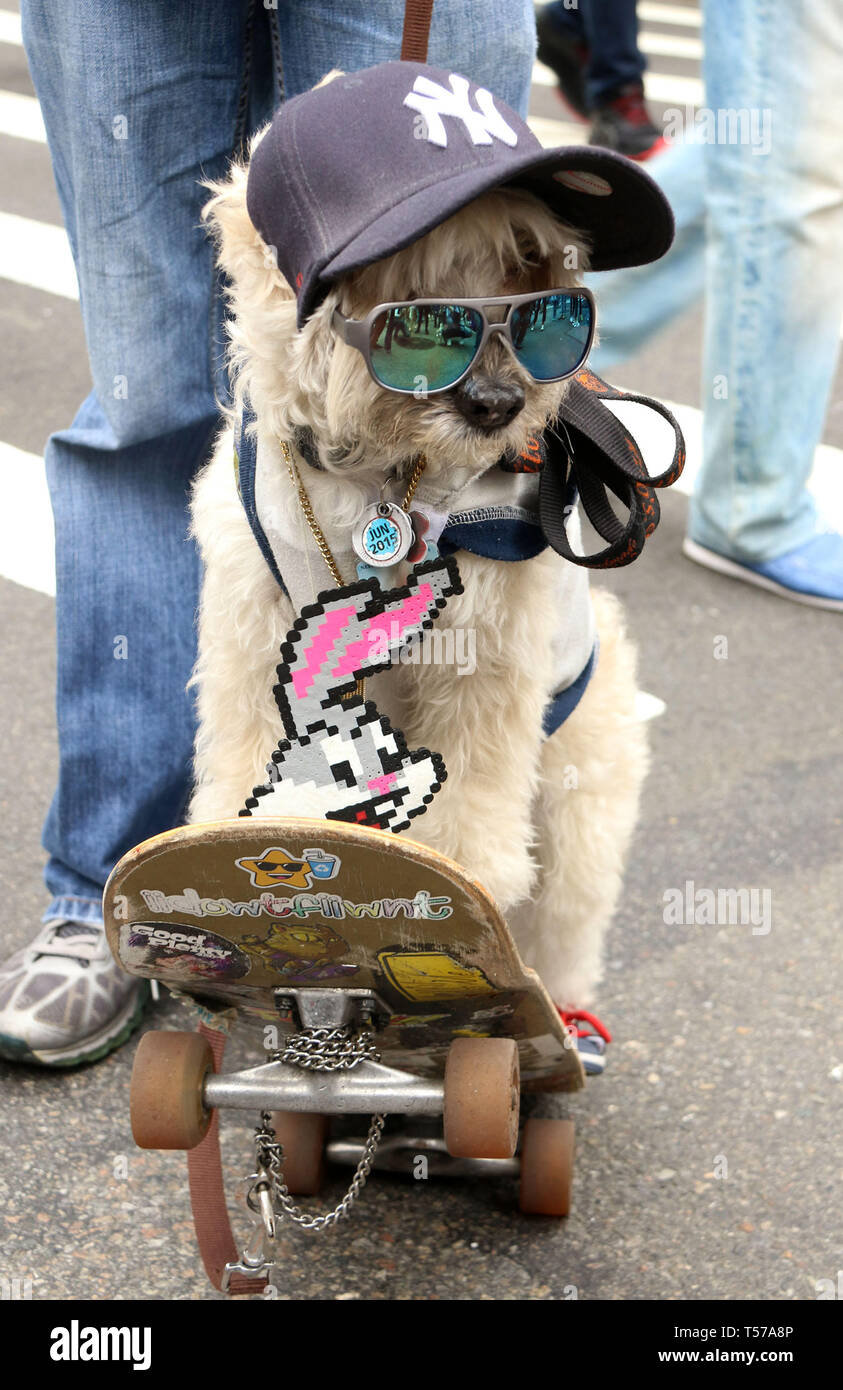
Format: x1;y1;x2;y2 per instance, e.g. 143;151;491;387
233;372;685;737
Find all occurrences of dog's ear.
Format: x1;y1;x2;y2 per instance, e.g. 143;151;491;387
201;134;295;303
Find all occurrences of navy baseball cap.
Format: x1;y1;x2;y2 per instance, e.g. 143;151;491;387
246;61;674;327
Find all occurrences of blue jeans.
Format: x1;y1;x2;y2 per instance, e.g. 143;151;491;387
590;0;843;563
545;0;645;107
22;0;537;927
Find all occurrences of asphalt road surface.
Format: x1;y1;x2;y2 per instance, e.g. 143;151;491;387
1;1;841;1302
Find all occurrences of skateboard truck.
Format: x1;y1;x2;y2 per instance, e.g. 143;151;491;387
328;1131;521;1180
274;987;391;1033
218;991;402;1271
203;986;443;1117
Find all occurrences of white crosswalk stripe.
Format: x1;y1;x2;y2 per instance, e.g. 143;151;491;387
0;7;22;47
0;87;45;142
638;2;701;26
0;209;77;298
532;59;703;108
527;111;582;148
0;440;55;595
638;30;703;61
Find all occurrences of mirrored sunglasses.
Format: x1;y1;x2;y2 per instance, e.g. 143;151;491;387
332;289;596;395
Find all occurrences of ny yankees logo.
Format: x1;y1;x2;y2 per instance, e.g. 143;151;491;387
403;73;519;149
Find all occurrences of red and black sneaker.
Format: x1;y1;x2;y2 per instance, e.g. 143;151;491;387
589;83;667;161
558;1007;612;1076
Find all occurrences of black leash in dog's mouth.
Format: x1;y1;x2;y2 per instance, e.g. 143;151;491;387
291;370;685;572
540;370;686;569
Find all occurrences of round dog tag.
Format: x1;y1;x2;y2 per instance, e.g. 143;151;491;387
352;502;415;568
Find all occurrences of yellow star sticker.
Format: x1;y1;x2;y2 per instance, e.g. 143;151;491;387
235;848;312;889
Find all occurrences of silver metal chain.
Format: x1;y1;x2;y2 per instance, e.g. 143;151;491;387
274;1025;380;1072
246;1023;386;1232
253;1110;385;1231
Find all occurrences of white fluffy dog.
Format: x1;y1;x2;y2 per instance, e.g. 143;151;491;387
188;122;648;1011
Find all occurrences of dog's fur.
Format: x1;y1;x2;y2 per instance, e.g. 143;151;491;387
189;130;648;1008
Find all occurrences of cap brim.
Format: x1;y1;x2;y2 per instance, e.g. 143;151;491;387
316;144;673;308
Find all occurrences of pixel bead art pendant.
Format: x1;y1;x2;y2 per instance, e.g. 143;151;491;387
241;555;463;833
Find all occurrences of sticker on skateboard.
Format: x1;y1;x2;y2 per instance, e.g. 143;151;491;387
118;922;250;983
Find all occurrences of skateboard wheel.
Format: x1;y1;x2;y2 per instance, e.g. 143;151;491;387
518;1118;575;1216
443;1037;520;1159
130;1031;214;1151
269;1112;328;1195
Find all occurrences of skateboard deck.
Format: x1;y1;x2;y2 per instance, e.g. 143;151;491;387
104;818;583;1092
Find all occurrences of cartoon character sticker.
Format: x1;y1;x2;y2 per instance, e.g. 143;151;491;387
239;921;358;982
236;846;341;888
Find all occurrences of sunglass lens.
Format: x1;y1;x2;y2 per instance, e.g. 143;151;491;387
510;292;592;381
369;305;483;392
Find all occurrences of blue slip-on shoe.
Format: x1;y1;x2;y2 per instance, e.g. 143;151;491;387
683;532;843;612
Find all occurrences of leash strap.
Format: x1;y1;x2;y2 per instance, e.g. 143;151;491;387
542;369;685;569
234;406;290;597
187;1023;269;1295
401;0;434;61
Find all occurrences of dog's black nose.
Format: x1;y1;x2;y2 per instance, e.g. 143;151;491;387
452;376;525;432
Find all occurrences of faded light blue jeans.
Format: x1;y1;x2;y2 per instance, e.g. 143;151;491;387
21;0;537;927
590;0;843;564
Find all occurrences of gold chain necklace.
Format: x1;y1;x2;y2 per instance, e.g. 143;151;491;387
279;440;427;586
279;440;427;699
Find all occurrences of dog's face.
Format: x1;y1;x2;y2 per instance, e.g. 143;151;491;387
205;152;590;484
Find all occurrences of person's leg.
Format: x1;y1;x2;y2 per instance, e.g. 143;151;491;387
579;0;645;108
276;0;536;116
690;0;843;569
22;0;277;924
581;0;662;159
588;136;706;372
538;0;645;105
0;0;277;1063
536;0;590;120
541;0;586;42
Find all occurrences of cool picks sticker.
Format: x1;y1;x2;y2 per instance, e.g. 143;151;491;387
119;922;250;982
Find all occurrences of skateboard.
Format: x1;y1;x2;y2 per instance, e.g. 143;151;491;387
104;815;584;1275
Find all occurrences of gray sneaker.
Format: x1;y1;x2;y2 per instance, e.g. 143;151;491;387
0;920;148;1066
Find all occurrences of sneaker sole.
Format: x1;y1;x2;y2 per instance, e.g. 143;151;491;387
0;981;150;1068
683;538;843;612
